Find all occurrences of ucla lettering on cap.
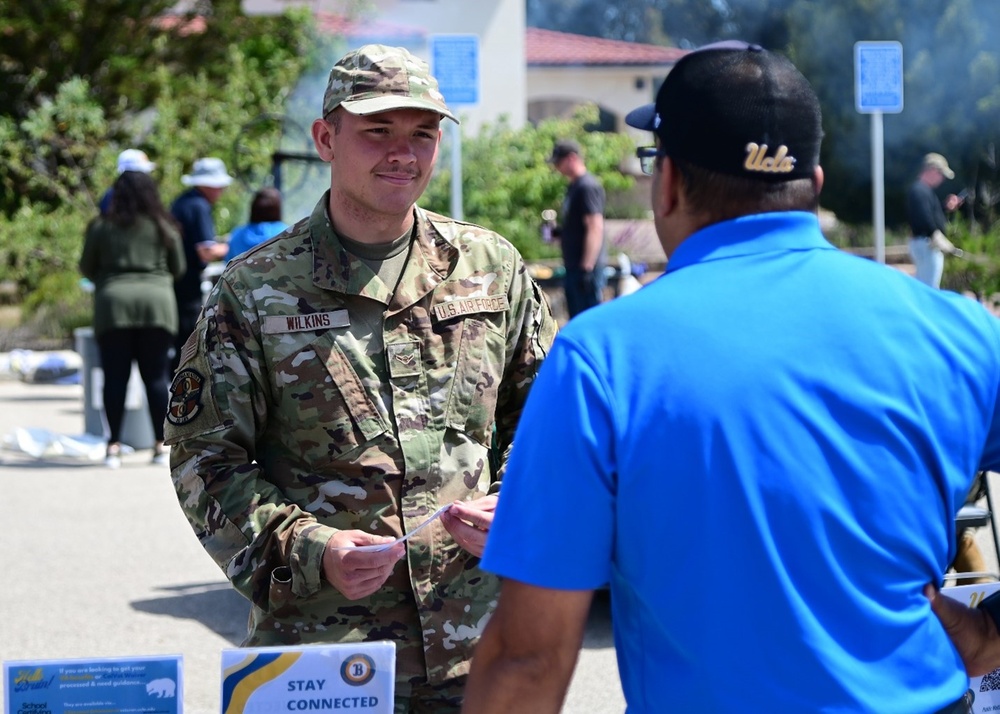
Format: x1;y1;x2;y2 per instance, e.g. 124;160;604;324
743;143;796;174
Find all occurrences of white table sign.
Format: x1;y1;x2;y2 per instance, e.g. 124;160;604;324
221;642;395;714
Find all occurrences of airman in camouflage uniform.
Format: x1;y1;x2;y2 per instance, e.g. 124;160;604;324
164;45;556;713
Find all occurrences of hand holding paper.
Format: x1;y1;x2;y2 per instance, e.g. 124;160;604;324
442;495;497;558
322;530;405;600
323;501;493;599
330;504;455;553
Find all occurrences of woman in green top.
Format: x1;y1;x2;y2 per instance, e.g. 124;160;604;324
80;170;186;468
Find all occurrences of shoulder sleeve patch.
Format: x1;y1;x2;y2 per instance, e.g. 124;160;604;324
167;368;207;426
163;338;227;444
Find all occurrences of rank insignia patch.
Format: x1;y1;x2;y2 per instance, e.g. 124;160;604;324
167;368;205;425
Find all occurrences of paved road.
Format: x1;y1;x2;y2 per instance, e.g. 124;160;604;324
9;374;997;713
0;377;625;714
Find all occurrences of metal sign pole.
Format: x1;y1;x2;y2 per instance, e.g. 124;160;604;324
431;34;479;226
450;122;463;221
854;41;903;266
872;110;886;264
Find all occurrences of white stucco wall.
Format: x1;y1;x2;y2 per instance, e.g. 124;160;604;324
243;0;526;133
528;65;667;143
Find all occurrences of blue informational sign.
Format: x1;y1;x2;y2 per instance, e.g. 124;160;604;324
4;655;182;714
430;34;480;106
855;41;904;113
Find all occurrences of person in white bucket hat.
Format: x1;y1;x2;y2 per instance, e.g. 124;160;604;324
117;149;156;174
99;149;157;215
181;156;235;188
168;157;234;377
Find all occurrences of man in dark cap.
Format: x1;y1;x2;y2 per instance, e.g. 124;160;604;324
906;151;964;288
548;138;606;319
164;44;555;712
462;42;1000;713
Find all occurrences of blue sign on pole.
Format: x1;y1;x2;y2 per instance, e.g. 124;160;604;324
855;41;904;114
430;34;480;106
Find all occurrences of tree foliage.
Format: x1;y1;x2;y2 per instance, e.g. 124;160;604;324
0;0;175;122
527;0;1000;231
0;0;315;316
422;105;638;261
942;217;1000;298
11;0;1000;340
0;0;314;215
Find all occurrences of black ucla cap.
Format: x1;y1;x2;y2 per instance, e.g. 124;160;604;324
625;41;823;181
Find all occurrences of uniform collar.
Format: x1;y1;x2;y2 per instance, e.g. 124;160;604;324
308;193;457;308
666;211;834;274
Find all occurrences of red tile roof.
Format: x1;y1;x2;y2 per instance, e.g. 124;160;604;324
156;12;685;68
314;13;426;43
526;27;687;67
152;14;207;35
306;18;684;67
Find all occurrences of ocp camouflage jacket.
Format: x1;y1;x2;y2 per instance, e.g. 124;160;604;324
164;194;557;685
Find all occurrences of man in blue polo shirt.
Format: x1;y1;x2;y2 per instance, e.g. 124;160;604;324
462;42;1000;714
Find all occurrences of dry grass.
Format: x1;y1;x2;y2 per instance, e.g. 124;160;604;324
0;305;21;329
0;305;73;352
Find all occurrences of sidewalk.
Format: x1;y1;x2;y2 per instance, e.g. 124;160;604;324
0;370;626;714
0;377;247;714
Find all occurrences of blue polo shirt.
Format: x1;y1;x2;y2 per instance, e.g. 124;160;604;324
484;212;1000;713
226;221;288;262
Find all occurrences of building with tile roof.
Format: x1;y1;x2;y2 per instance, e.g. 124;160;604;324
526;27;684;136
244;0;527;132
242;0;684;139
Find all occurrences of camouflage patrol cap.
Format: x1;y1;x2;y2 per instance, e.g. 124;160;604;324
323;44;458;124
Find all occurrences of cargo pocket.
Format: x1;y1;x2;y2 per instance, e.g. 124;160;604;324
443;318;505;446
270;330;388;465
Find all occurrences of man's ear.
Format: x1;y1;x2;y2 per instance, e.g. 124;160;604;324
813;166;824;195
654;156;681;218
311;118;335;162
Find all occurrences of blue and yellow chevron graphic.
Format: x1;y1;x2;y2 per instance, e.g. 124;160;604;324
222;651;302;714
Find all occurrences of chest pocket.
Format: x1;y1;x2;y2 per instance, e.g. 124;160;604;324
267;329;389;464
443;317;506;447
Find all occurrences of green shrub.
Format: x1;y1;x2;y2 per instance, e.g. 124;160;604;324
20;270;93;345
0;9;313;300
942;216;1000;298
422;104;637;261
0;204;90;299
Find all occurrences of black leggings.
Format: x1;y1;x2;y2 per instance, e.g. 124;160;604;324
96;327;174;444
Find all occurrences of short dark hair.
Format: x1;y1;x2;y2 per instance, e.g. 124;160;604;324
249;187;283;223
673;157;820;223
548;139;581;164
327;108;344;133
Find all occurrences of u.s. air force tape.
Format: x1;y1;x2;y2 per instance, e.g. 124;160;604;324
261;310;350;334
432;295;510;321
